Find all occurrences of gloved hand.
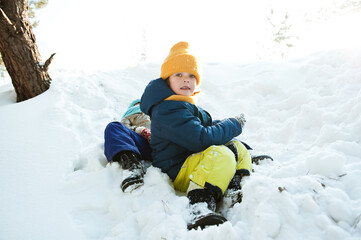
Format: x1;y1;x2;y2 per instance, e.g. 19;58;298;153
234;113;246;129
135;127;151;143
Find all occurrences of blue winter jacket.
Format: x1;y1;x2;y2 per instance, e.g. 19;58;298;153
140;78;243;181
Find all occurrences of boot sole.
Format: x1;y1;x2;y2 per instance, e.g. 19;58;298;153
187;213;227;230
252;155;273;165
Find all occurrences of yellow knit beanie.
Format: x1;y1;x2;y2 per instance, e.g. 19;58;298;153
160;41;201;86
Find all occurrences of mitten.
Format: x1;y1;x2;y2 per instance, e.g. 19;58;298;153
233;113;246;129
135;126;146;135
140;128;151;143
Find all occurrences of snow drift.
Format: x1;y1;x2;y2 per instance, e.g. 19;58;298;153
0;49;360;240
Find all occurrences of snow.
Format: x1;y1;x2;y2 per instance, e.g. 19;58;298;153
1;48;361;240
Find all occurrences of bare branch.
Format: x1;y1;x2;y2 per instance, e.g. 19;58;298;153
43;53;55;71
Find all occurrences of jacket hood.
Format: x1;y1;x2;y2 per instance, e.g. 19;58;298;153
140;78;174;116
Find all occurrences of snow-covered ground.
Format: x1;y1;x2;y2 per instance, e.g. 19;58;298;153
1;48;361;240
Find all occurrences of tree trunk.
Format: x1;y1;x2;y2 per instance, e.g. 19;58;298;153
0;0;54;102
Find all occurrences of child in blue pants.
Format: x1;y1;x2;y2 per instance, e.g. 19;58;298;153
104;99;152;192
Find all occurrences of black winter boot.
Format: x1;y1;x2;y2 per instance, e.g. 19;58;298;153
112;151;145;192
228;169;250;191
224;169;250;207
187;188;227;230
251;155;274;165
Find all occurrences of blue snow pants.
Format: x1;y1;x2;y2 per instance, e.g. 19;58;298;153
104;121;152;162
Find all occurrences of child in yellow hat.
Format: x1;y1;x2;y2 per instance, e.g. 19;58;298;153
140;41;252;230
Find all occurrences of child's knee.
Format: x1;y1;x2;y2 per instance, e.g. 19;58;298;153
105;121;118;134
193;145;237;196
105;121;129;137
212;145;237;169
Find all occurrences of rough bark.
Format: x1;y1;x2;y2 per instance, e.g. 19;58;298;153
0;0;54;102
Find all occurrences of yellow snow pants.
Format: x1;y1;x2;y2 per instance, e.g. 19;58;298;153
173;140;252;196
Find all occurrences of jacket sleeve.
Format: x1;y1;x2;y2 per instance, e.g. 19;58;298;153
153;103;242;153
120;117;136;131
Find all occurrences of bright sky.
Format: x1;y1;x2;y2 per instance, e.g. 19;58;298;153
34;0;361;71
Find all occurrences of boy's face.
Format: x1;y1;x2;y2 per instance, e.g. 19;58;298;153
168;72;197;96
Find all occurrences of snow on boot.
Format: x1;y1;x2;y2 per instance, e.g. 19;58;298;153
121;169;144;193
187;189;227;230
224;169;250;208
113;151;145;193
251;155;273;165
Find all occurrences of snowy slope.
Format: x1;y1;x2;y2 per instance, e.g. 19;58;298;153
0;49;361;240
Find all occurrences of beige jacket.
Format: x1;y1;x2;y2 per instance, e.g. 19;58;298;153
121;113;151;135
